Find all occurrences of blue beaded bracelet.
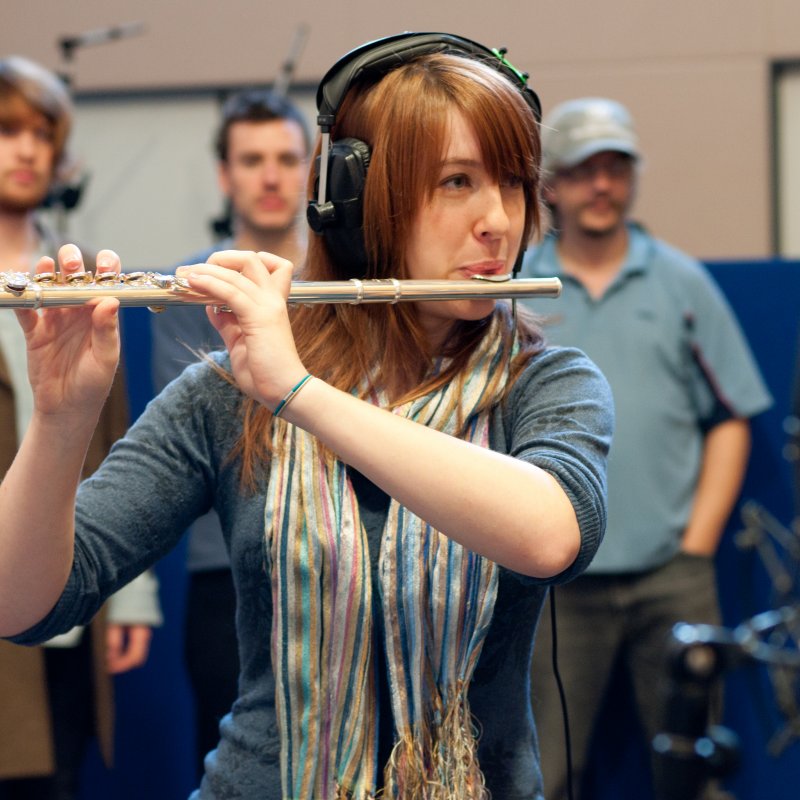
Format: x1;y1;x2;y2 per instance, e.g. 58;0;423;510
273;374;314;418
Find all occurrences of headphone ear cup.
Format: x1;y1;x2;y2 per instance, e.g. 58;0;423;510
307;137;372;276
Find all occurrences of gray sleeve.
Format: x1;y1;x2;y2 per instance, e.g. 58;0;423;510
501;346;614;584
9;358;242;645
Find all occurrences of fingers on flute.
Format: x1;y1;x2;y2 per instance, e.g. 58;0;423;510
206;250;275;284
184;270;253;311
176;251;293;313
206;249;293;280
95;249;122;278
57;243;86;276
256;251;294;275
256;251;294;293
178;258;268;295
197;249;254;273
55;244;121;280
33;255;56;276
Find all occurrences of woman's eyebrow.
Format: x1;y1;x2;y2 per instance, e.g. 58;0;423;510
439;157;482;169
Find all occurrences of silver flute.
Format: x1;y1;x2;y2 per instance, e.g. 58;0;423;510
0;271;561;310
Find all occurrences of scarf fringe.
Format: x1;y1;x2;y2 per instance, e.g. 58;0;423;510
334;787;377;800
382;684;489;800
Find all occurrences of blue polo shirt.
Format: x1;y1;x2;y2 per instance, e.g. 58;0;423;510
519;223;772;573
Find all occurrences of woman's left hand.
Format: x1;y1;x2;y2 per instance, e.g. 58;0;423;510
15;246;121;422
176;250;308;409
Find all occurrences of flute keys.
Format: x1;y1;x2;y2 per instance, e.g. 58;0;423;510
65;271;93;285
150;273;191;293
1;272;29;296
168;275;192;292
148;274;177;313
95;272;120;285
33;272;57;284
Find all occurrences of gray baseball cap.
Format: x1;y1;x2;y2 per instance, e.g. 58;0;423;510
541;97;639;174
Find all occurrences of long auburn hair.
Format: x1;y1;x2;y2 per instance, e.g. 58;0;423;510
235;53;545;486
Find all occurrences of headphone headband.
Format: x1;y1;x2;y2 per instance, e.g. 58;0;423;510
308;32;541;277
315;32;541;129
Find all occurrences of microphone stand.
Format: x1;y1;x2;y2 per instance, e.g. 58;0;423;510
47;22;146;236
652;608;800;800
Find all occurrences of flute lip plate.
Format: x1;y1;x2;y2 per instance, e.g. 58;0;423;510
470;273;512;283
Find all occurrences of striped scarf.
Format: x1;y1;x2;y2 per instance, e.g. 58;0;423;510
264;317;513;799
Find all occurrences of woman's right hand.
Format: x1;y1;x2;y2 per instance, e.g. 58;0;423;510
14;244;121;421
178;249;308;410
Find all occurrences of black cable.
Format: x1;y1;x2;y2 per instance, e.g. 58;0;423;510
548;585;575;800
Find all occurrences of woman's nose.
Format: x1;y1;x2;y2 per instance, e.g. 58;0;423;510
476;185;511;239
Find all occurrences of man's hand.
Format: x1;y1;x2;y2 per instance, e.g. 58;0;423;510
105;623;153;674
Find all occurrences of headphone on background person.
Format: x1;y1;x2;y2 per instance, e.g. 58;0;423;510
305;32;542;277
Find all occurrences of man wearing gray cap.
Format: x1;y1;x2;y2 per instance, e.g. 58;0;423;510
520;98;771;798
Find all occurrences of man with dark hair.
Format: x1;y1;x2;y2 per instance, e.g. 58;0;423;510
213;89;310;163
520;97;772;800
0;55;161;800
151;88;310;778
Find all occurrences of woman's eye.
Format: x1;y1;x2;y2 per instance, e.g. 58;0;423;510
501;174;523;189
442;174;470;190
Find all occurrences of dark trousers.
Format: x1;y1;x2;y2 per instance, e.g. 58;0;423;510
0;634;95;800
184;568;240;780
530;552;724;800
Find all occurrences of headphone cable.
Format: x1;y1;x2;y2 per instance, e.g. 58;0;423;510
548;585;575;800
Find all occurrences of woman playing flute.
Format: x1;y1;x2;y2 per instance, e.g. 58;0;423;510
0;33;613;800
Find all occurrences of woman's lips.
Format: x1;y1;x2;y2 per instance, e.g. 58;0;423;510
459;262;506;278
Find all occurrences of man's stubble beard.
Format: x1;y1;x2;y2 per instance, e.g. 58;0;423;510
0;195;45;216
576;197;629;240
0;176;51;216
239;208;303;240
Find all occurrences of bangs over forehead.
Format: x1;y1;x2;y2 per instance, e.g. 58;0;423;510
427;60;537;193
335;53;541;277
0;89;54;127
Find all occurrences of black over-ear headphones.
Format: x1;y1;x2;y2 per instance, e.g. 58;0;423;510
306;32;541;277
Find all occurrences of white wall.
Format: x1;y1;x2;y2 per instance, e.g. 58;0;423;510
41;89;317;269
